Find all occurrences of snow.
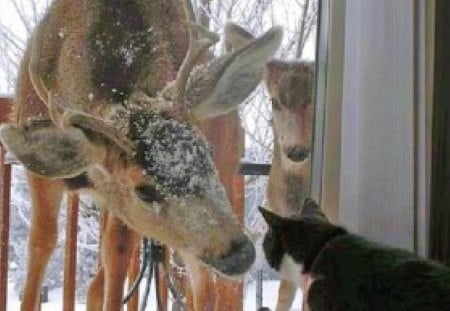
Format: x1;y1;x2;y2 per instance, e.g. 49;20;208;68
8;282;85;311
245;281;303;311
7;280;303;311
131;111;217;198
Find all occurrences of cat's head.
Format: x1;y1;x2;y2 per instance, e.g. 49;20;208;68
259;198;346;277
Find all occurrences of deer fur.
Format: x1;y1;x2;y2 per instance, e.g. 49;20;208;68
0;0;283;310
264;60;315;311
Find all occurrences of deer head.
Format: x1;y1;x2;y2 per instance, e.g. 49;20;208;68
222;27;315;167
0;20;283;276
263;61;315;217
265;61;315;166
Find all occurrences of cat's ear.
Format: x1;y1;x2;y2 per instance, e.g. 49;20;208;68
259;206;284;227
301;198;329;222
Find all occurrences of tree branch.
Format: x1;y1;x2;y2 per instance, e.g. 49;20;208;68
11;0;33;35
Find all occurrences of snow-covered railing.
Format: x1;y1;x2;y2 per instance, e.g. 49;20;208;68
0;96;12;311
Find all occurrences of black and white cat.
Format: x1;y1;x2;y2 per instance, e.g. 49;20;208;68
260;198;450;311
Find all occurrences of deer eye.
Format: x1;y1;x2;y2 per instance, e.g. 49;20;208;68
271;98;282;111
135;184;165;203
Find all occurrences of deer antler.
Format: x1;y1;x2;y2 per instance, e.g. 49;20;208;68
27;0;218;157
28;23;66;128
28;29;135;155
162;0;219;102
176;23;219;98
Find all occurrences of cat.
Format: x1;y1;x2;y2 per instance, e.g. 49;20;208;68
260;198;450;311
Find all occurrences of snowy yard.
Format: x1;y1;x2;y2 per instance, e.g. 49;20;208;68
7;280;303;311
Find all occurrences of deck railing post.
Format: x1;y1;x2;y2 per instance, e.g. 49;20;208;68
127;244;140;311
0;146;11;311
0;98;12;311
63;193;79;311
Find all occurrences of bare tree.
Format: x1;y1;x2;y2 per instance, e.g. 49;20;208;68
0;0;50;93
296;0;318;58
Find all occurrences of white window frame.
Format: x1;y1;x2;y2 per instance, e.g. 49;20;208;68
311;0;434;256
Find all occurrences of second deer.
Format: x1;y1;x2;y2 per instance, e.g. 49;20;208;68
264;60;315;311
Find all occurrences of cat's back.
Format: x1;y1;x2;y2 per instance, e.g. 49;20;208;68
380;258;450;310
310;233;450;310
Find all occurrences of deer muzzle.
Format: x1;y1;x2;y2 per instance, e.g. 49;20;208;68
201;236;255;277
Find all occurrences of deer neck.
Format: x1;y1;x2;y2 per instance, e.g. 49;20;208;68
267;139;310;217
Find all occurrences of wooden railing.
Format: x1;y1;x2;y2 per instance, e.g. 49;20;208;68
0;97;12;311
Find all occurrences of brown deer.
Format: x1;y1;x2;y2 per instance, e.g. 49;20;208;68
264;60;315;311
0;0;283;310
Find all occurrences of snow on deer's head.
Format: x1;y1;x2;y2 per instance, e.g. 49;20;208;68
0;23;283;276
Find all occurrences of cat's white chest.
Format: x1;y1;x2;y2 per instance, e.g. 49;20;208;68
279;254;303;287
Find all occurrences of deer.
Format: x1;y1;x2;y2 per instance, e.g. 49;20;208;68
0;0;283;310
263;60;315;311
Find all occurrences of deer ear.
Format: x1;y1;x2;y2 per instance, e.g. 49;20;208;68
301;198;329;222
190;26;283;119
0;123;105;178
258;206;284;227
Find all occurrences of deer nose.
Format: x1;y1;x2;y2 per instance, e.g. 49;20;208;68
285;146;310;162
202;237;255;276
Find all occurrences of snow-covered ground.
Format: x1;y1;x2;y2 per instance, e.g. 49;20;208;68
7;280;302;311
244;281;303;311
8;282;86;311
